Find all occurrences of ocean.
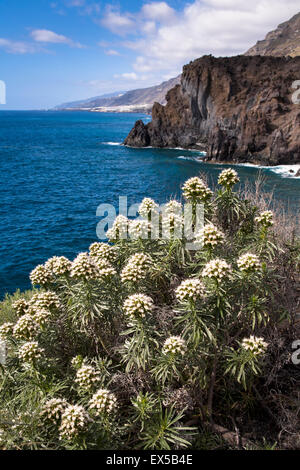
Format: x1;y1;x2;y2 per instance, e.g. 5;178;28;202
0;110;299;298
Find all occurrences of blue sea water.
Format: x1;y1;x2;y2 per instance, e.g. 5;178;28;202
0;110;299;298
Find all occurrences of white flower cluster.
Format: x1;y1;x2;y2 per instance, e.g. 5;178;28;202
41;398;68;422
182;177;213;202
121;252;152;283
175;278;205;302
138;198;159;218
0;322;14;340
255;210;274;227
44;256;72;276
18;341;44;363
202;258;232;282
13;314;40;340
218;168;240;188
89;389;117;416
129;219;152;240
123;294;154;319
162;336;187;356
97;266;117;281
71;355;83;369
32;309;51;327
30;291;61;310
12;298;29;316
241;336;268;356
196;224;225;248
59;405;90;440
106;215;129;240
30;264;52;286
89;242;116;264
75;365;100;391
164;200;182;215
161;213;183;238
70;252;100;280
237;253;261;273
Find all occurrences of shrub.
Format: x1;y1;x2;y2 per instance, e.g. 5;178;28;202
0;169;299;450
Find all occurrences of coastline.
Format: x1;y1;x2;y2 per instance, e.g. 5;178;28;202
120;142;300;178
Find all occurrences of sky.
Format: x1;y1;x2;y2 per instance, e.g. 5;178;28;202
0;0;299;109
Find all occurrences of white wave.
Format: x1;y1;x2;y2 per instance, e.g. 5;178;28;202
102;142;122;146
237;163;300;179
268;164;300;178
177;156;203;163
174;147;207;155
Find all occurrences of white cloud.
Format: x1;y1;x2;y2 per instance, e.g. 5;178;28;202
114;72;138;80
30;29;84;48
105;49;120;56
64;0;101;15
101;0;300;79
0;38;38;54
101;6;135;36
141;2;176;22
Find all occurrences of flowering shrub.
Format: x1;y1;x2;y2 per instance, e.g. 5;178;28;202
45;256;72;276
175;279;205;303
123;294;154;319
18;341;44;363
121;253;153;284
0;168;299;450
89;389;117;416
89;242;116;264
59;405;90;441
255;210;274;227
218;168;240;189
70;252;101;280
138;198;159;219
202;258;232;282
106;215;129;240
196;224;225;249
237;253;261;273
241;335;268;356
30;264;52;286
41;398;68;422
162;336;187;356
75;364;101;391
182;176;213;203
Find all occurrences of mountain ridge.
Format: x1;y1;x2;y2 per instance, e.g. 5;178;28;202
54;76;181;112
245;12;300;57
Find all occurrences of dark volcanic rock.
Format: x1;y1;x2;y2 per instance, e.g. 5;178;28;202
124;55;300;165
124;120;150;147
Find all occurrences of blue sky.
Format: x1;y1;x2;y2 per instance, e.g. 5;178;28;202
0;0;299;109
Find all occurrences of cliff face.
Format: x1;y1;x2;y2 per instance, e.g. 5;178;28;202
124;55;300;165
245;12;300;58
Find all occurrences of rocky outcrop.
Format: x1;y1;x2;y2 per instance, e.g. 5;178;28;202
245;12;300;58
124;55;300;165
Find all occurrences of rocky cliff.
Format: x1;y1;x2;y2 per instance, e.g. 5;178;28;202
124;55;300;165
245;12;300;58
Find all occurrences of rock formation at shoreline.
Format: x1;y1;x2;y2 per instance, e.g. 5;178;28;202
124;55;300;165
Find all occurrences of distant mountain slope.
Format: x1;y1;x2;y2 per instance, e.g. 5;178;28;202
54;76;181;111
245;12;300;57
54;91;126;110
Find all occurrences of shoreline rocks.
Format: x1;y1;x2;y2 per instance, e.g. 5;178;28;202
124;55;300;166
